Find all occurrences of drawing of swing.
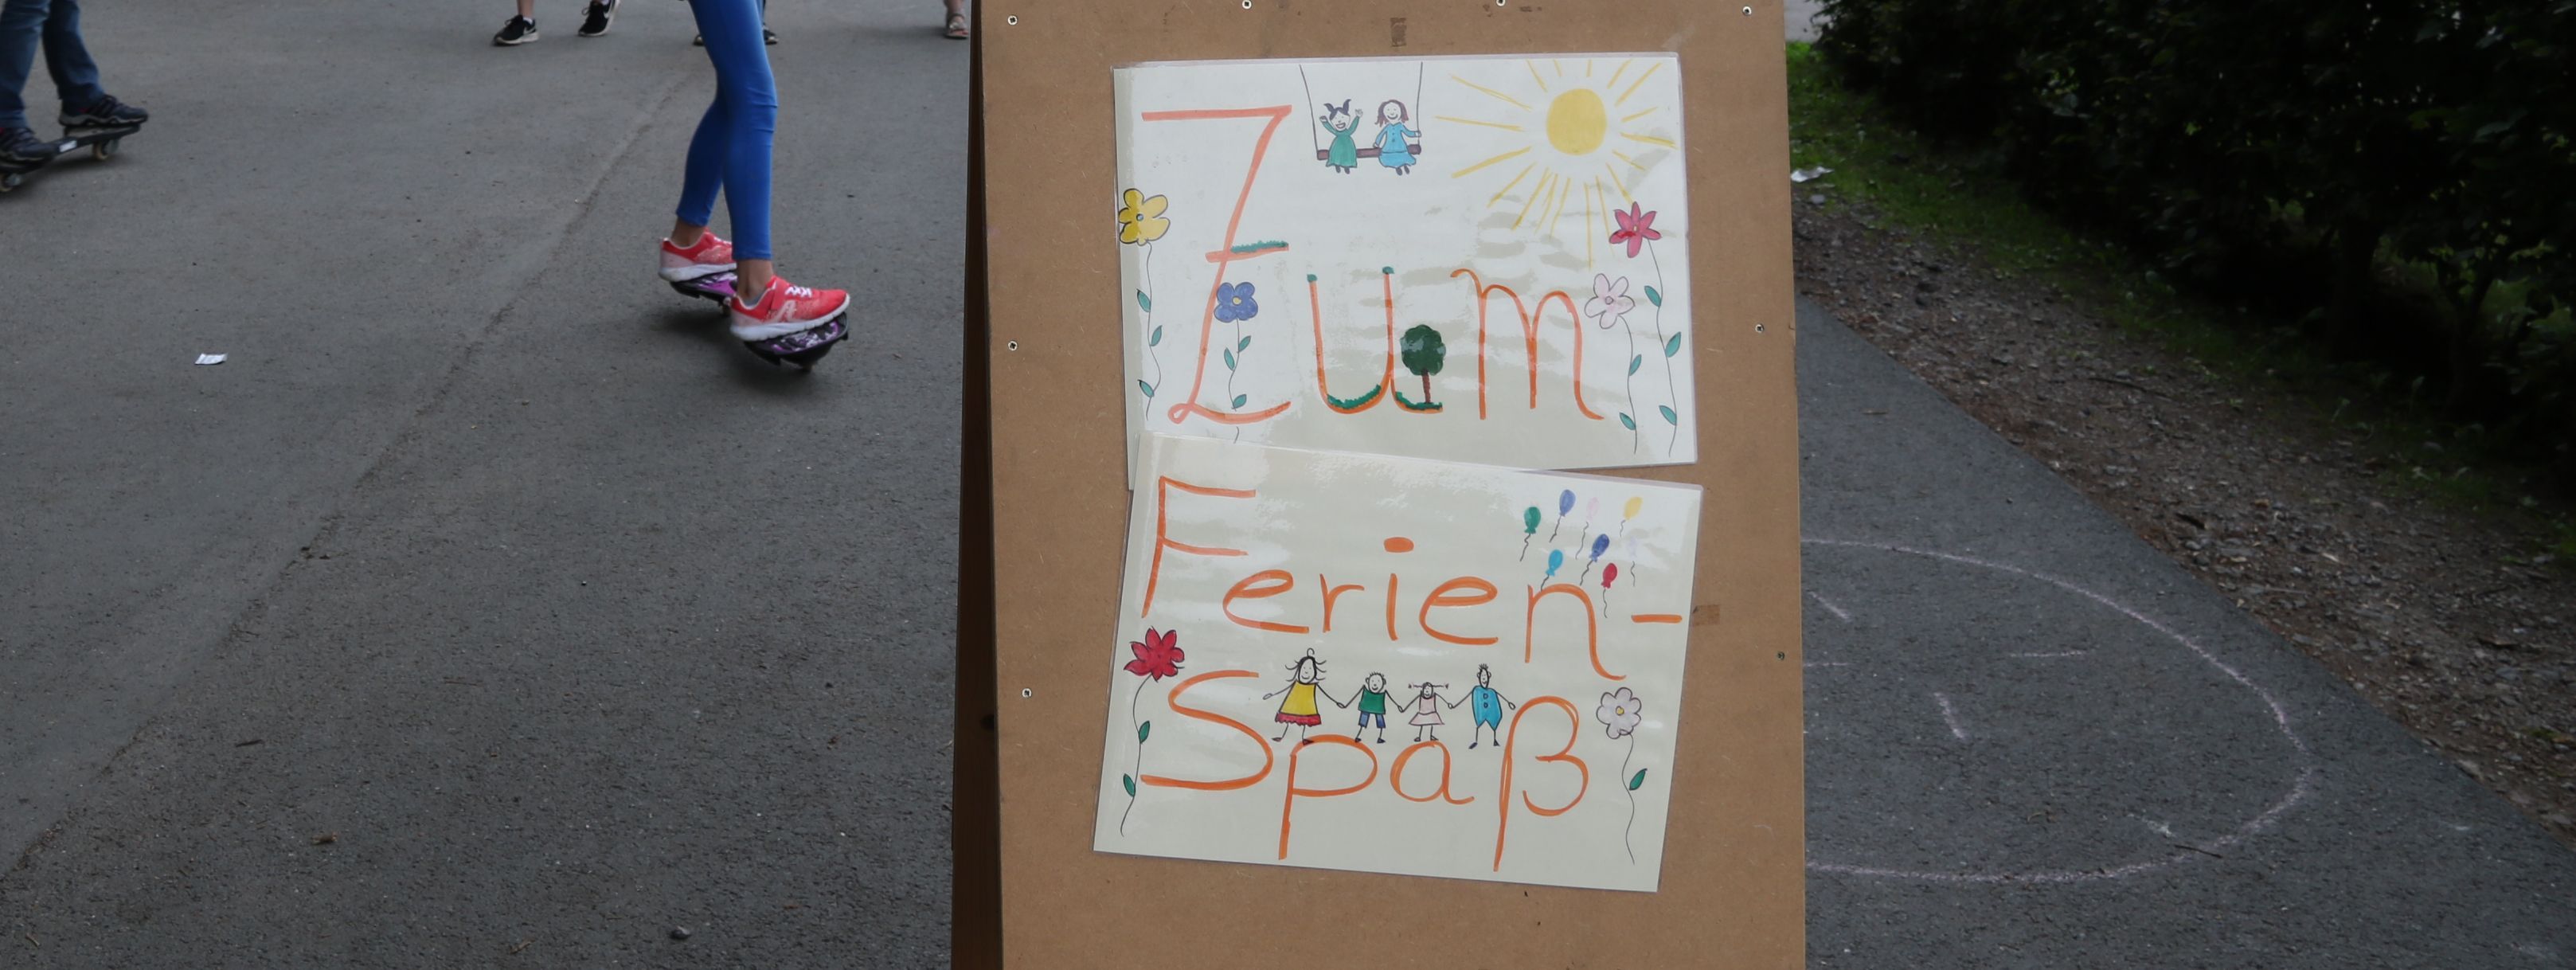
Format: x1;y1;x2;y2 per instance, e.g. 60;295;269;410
1303;65;1425;170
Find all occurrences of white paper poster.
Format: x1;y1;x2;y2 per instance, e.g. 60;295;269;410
1113;54;1695;478
1093;434;1702;892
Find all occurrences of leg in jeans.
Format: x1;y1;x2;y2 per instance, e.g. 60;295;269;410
39;0;102;111
0;0;53;131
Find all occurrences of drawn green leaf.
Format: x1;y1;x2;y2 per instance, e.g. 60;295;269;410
1238;335;1252;352
1619;412;1636;430
1136;290;1152;313
1627;769;1648;791
1149;325;1163;347
1644;285;1663;307
1659;405;1679;425
1122;774;1137;797
1137;379;1155;398
1663;333;1683;358
1138;721;1152;743
1223;349;1237;371
1628;354;1644;376
1231;393;1249;409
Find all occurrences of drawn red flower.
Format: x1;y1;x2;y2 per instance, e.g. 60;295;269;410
1608;203;1663;259
1124;628;1184;680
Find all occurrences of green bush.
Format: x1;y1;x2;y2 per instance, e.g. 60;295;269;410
1817;0;2576;484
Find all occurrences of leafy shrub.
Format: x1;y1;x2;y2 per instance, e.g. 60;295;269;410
1818;0;2576;484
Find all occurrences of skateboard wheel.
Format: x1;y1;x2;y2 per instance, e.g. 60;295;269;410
0;173;18;193
92;139;116;161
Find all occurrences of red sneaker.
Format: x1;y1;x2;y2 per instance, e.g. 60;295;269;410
659;231;736;282
728;276;851;342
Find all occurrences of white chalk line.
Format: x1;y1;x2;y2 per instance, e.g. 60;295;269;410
1808;589;1854;622
1801;538;2320;886
1933;692;1969;740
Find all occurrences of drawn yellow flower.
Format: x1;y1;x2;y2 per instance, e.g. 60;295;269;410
1116;188;1170;245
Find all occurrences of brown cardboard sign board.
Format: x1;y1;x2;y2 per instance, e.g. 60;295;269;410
959;2;1800;966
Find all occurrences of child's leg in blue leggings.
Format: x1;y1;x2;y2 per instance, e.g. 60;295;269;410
674;0;776;261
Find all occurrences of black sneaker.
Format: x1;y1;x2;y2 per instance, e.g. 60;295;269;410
493;15;537;45
577;0;616;37
58;95;147;133
1;127;55;166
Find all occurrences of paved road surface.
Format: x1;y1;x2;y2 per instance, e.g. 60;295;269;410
1796;300;2576;967
3;0;963;963
1785;0;1824;42
2;1;2569;966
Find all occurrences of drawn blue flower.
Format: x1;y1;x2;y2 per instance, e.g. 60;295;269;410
1215;282;1259;323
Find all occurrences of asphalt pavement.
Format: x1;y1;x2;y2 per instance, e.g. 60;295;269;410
1;1;2570;967
1796;299;2576;968
3;0;963;964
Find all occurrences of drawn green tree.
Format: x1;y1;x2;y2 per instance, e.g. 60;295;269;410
1400;323;1448;405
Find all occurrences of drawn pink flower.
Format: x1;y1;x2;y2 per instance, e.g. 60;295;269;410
1596;686;1644;739
1585;274;1636;330
1124;628;1184;680
1608;203;1663;259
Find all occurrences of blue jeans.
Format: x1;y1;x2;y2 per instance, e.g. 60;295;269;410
676;0;776;261
0;0;105;131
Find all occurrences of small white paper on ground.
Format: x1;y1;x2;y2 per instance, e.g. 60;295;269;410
193;354;227;366
1791;166;1832;183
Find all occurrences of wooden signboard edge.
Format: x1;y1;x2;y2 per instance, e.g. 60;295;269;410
954;0;1004;964
960;2;1803;967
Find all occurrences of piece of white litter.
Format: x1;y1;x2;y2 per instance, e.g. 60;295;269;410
194;354;227;366
1791;166;1833;183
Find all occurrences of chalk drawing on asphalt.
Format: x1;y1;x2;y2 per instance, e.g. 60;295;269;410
1800;538;2319;885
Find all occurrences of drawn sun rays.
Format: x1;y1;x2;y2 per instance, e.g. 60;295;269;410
1441;58;1679;269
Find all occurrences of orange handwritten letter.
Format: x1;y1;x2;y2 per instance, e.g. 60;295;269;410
1141;670;1274;792
1492;697;1589;871
1525;583;1619;679
1222;569;1309;634
1142;106;1299;429
1277;737;1379;859
1142;476;1255;618
1418;577;1501;646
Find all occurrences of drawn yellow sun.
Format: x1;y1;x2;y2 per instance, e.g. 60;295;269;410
1443;59;1677;268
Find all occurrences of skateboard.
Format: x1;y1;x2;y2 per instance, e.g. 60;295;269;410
667;272;849;371
0;123;142;194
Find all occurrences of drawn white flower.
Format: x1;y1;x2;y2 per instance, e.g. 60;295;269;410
1596;686;1644;739
1584;273;1635;330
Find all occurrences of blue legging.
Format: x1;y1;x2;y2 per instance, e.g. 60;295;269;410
676;0;775;261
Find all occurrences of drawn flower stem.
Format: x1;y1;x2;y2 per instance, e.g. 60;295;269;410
1624;313;1640;454
1241;314;1252;442
1648;241;1679;453
1143;243;1163;401
1119;678;1149;835
1620;733;1638;864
